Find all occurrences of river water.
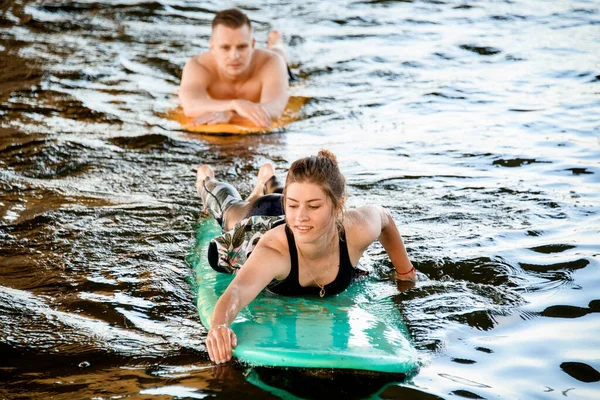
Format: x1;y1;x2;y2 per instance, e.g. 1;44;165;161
1;0;599;399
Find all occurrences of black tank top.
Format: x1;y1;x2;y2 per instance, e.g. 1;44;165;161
267;225;356;296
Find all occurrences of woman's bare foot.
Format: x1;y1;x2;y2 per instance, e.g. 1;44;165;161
267;30;287;62
246;163;275;202
196;164;215;197
257;163;276;188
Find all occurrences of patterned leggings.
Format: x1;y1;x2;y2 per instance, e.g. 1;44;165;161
198;178;247;228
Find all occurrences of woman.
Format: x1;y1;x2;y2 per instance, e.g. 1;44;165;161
196;150;416;364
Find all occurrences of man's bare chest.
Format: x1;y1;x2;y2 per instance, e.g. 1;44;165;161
208;80;262;102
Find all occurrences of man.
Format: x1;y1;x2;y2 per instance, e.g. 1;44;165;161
179;9;290;128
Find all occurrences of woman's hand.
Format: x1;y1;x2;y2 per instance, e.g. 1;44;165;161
205;230;288;365
206;324;237;364
395;266;417;282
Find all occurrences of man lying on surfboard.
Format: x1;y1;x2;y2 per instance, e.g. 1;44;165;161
179;8;290;129
196;150;417;364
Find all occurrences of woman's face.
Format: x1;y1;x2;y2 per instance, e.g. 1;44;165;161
285;182;336;243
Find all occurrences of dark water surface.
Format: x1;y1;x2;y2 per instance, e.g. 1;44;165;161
1;0;599;398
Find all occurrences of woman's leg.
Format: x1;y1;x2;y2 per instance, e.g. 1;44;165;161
245;164;284;218
196;163;280;231
223;163;281;228
196;165;248;230
245;163;278;201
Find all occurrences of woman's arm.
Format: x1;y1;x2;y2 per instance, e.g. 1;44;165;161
206;231;289;364
377;207;416;281
352;205;416;282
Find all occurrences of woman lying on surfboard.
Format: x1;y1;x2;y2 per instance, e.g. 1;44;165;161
196;150;416;364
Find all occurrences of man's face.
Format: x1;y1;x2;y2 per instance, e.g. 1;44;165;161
210;24;255;78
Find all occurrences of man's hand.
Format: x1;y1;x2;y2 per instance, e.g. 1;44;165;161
231;100;272;128
189;111;233;126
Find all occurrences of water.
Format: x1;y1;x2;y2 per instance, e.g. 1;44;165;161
1;0;599;398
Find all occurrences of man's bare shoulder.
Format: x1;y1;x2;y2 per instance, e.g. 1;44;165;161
254;48;282;62
253;49;286;74
186;52;215;75
180;52;216;92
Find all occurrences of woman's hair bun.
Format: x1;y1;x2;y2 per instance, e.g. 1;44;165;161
317;149;338;165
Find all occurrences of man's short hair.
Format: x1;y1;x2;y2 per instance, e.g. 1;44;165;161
212;8;251;31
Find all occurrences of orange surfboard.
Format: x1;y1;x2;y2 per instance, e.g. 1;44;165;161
168;96;308;135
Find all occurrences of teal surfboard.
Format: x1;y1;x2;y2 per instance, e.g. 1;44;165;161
187;218;419;374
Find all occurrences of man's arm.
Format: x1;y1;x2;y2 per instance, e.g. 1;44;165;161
178;57;235;118
223;54;289;127
178;53;289;127
257;53;290;119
